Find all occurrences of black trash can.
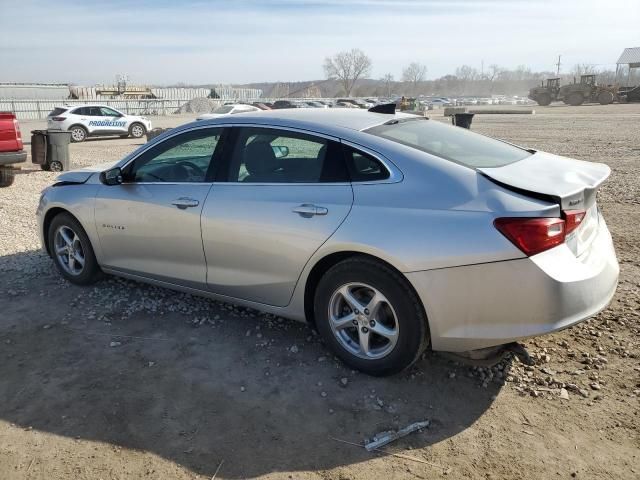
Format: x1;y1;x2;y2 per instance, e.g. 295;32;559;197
452;113;475;129
46;130;72;171
31;130;48;169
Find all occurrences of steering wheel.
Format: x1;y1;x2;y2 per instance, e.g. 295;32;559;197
176;161;206;180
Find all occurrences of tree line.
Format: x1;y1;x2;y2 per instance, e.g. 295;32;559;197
321;48;636;98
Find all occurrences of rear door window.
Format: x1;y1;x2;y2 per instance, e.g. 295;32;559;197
365;118;531;168
228;127;348;183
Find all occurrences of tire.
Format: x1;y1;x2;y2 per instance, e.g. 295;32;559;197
567;93;584;106
69;125;87;143
536;94;552;106
314;257;429;376
129;122;146;138
40;163;51;171
0;167;15;187
48;212;102;285
598;91;614;105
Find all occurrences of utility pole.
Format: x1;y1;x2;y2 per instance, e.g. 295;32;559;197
555;55;562;76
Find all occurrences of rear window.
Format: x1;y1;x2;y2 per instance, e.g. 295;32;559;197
365;118;531;168
48;107;67;117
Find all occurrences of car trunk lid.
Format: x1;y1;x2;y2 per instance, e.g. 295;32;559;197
479;151;610;257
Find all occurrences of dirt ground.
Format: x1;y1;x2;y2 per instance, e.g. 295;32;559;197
0;104;639;480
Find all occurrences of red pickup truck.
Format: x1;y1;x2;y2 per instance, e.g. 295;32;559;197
0;112;27;187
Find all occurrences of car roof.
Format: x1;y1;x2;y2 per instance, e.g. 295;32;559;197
195;108;416;132
56;104;121;109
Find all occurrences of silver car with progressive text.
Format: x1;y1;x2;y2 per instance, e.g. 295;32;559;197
37;108;619;375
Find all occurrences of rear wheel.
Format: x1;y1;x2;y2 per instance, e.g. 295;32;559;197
536;94;552;106
129;122;146;138
70;125;87;142
567;92;585;106
314;257;429;376
598;91;614;105
48;213;102;285
0;167;16;187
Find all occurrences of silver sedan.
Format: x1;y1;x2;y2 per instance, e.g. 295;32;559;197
36;108;619;376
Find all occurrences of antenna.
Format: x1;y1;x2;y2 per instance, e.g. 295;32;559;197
555;55;562;75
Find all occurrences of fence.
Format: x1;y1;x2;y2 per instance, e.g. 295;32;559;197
0;99;198;120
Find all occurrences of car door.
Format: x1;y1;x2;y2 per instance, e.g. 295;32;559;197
201;126;354;306
94;126;225;288
84;106;105;134
99;106;128;134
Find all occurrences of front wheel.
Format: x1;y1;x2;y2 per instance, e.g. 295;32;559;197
48;213;102;285
314;257;429;376
129;122;146;138
598;91;614;105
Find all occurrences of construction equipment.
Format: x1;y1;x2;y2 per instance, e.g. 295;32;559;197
528;78;560;106
558;75;617;106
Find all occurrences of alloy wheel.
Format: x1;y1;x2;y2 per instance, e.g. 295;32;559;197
71;128;85;142
131;125;144;137
54;225;86;276
328;282;399;360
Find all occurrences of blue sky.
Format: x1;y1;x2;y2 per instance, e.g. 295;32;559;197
0;0;638;85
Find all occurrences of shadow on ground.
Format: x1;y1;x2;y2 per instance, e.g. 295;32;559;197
0;250;505;478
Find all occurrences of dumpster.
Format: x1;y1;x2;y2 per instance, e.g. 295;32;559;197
451;112;475;129
32;130;72;171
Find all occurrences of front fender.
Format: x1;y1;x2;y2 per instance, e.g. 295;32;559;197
37;184;101;259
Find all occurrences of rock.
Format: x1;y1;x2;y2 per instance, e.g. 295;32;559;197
148;361;155;367
340;377;349;387
320;391;327;398
240;386;246;392
590;383;602;391
290;345;299;354
109;341;121;347
448;372;456;379
559;388;570;400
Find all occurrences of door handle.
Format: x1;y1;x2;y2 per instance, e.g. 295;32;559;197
292;204;328;217
171;197;200;209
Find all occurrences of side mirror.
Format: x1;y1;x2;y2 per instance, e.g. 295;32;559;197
272;145;289;158
100;167;123;185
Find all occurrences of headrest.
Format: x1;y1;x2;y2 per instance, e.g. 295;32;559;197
244;141;278;175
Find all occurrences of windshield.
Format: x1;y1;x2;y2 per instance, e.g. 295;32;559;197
212;106;234;114
365;118;531;168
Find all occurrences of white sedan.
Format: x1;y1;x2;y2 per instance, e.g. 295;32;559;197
196;104;261;120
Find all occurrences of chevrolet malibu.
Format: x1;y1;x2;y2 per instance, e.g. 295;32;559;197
36;107;619;376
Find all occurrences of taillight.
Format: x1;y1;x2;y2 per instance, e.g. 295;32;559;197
51;116;66;121
494;210;586;256
564;209;586;235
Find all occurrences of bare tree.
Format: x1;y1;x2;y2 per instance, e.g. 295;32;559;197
381;73;394;97
571;63;597;77
402;62;427;93
323;49;372;96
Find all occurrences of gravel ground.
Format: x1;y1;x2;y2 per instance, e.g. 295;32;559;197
1;105;639;480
